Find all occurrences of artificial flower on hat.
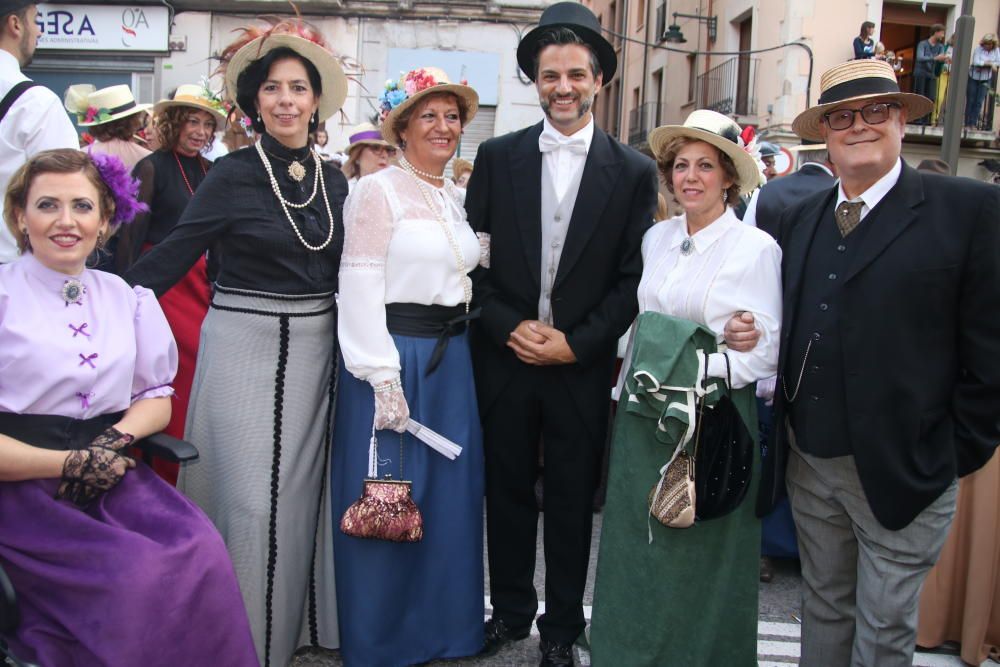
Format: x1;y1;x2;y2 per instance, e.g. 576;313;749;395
377;67;479;145
378;68;469;121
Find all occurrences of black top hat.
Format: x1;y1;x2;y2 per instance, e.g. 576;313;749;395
517;2;617;82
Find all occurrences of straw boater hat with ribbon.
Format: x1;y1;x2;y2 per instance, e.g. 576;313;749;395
378;67;479;146
517;1;617;82
648;109;765;195
153;83;228;127
792;59;933;142
343;122;395;158
64;84;152;127
218;18;349;123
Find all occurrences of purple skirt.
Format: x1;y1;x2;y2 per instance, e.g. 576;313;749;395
0;464;259;666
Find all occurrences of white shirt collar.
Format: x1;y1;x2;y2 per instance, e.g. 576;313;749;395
669;206;740;254
0;50;23;79
541;115;595;153
836;157;902;211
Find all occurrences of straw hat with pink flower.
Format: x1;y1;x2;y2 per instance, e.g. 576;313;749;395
378;67;479;145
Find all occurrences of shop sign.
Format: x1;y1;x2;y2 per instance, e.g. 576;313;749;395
36;4;169;52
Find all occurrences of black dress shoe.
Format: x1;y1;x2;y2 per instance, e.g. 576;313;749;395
480;617;530;657
539;638;574;667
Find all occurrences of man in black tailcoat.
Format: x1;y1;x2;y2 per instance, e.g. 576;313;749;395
463;4;657;665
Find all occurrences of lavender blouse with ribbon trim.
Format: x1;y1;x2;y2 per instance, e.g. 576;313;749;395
0;253;177;418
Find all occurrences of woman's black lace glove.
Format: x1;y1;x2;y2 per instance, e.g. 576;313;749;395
88;426;135;451
56;446;135;507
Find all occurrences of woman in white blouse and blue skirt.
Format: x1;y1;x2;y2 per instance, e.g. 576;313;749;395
332;67;486;666
590;109;782;665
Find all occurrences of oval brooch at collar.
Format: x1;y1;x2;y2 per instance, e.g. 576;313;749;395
680;237;694;256
61;278;86;307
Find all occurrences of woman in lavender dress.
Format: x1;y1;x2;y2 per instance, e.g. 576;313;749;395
0;149;257;666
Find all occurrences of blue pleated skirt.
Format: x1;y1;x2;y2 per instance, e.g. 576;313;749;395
331;331;485;667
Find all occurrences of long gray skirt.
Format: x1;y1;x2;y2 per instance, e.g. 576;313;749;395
180;285;338;667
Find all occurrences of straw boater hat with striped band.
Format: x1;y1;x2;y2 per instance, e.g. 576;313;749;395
378;67;479;146
64;84;152;127
153;83;228;126
792;59;933;142
648;109;765;195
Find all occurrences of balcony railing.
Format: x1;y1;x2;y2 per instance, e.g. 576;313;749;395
696;56;760;117
628;101;662;147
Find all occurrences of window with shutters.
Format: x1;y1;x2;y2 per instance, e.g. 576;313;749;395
456;105;496;164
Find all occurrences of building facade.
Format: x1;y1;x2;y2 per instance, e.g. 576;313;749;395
28;0;559;157
584;0;1000;181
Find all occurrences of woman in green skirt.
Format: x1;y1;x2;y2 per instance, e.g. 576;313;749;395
590;109;782;666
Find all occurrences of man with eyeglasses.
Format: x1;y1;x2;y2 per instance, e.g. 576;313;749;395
734;59;1000;667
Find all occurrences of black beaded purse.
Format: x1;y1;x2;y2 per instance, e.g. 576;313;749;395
692;352;754;521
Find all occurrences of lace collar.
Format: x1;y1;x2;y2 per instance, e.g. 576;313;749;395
261;133;313;164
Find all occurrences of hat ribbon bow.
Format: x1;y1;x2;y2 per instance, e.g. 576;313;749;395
539;131;587;155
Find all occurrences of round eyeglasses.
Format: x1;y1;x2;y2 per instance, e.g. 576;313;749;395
823;102;901;131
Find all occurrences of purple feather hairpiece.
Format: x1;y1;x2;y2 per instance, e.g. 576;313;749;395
87;151;149;226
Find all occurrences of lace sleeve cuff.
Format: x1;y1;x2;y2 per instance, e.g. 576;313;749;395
477;232;490;269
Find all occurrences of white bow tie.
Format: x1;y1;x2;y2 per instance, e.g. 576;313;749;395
538;132;587;155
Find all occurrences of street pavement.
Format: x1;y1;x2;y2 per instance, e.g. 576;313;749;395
291;513;979;667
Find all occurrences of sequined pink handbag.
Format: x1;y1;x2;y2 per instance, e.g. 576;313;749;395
339;432;423;542
340;477;423;542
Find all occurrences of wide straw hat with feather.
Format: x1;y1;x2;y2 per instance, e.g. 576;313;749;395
218;17;349;123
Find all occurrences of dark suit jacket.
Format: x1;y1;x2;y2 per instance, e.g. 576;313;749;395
754;163;836;238
759;163;1000;530
464;122;658;429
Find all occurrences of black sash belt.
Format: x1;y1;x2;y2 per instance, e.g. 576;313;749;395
385;303;481;376
0;411;125;451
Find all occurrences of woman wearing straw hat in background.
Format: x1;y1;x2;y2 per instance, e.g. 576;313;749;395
332;66;486;666
113;83;227;484
589;109;781;665
341;121;396;189
124;18;348;666
64;84;153;170
451;156;473;189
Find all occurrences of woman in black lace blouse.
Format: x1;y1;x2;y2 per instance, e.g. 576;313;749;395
115;84;227;484
123;19;348;667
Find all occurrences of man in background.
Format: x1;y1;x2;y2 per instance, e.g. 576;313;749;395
0;0;78;264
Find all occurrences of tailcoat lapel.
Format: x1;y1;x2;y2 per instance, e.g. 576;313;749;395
554;128;622;287
844;163;923;283
508;122;544;288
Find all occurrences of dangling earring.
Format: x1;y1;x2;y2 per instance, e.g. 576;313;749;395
96;230;106;248
721;191;727;204
256;112;261;123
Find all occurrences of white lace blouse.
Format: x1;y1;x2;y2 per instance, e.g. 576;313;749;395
338;166;481;385
621;207;782;391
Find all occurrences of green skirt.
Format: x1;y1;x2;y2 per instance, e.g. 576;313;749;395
590;386;760;666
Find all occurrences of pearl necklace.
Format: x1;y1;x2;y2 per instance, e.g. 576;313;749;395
255;141;336;252
397;160;471;311
398;154;445;182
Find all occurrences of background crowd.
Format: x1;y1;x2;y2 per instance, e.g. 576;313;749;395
0;1;999;667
